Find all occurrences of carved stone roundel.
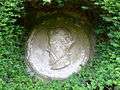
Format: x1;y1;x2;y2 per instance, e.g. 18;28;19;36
27;26;91;79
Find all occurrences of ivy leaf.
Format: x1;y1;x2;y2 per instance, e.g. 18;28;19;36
43;0;51;3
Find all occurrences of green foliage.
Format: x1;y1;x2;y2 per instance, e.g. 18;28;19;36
42;0;64;6
96;0;120;26
43;0;51;4
0;0;120;90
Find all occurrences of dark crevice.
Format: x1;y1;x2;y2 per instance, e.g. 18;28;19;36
16;0;105;30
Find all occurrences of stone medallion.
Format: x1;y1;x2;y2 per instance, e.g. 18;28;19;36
27;18;92;80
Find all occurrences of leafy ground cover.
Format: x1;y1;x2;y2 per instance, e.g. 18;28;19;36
0;0;120;90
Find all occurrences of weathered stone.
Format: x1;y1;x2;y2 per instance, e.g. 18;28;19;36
27;17;93;80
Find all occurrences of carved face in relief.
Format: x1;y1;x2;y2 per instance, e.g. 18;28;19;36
48;28;74;70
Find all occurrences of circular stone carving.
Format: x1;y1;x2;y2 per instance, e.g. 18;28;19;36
27;18;92;80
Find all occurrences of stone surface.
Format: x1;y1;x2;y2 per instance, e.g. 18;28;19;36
27;25;91;79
